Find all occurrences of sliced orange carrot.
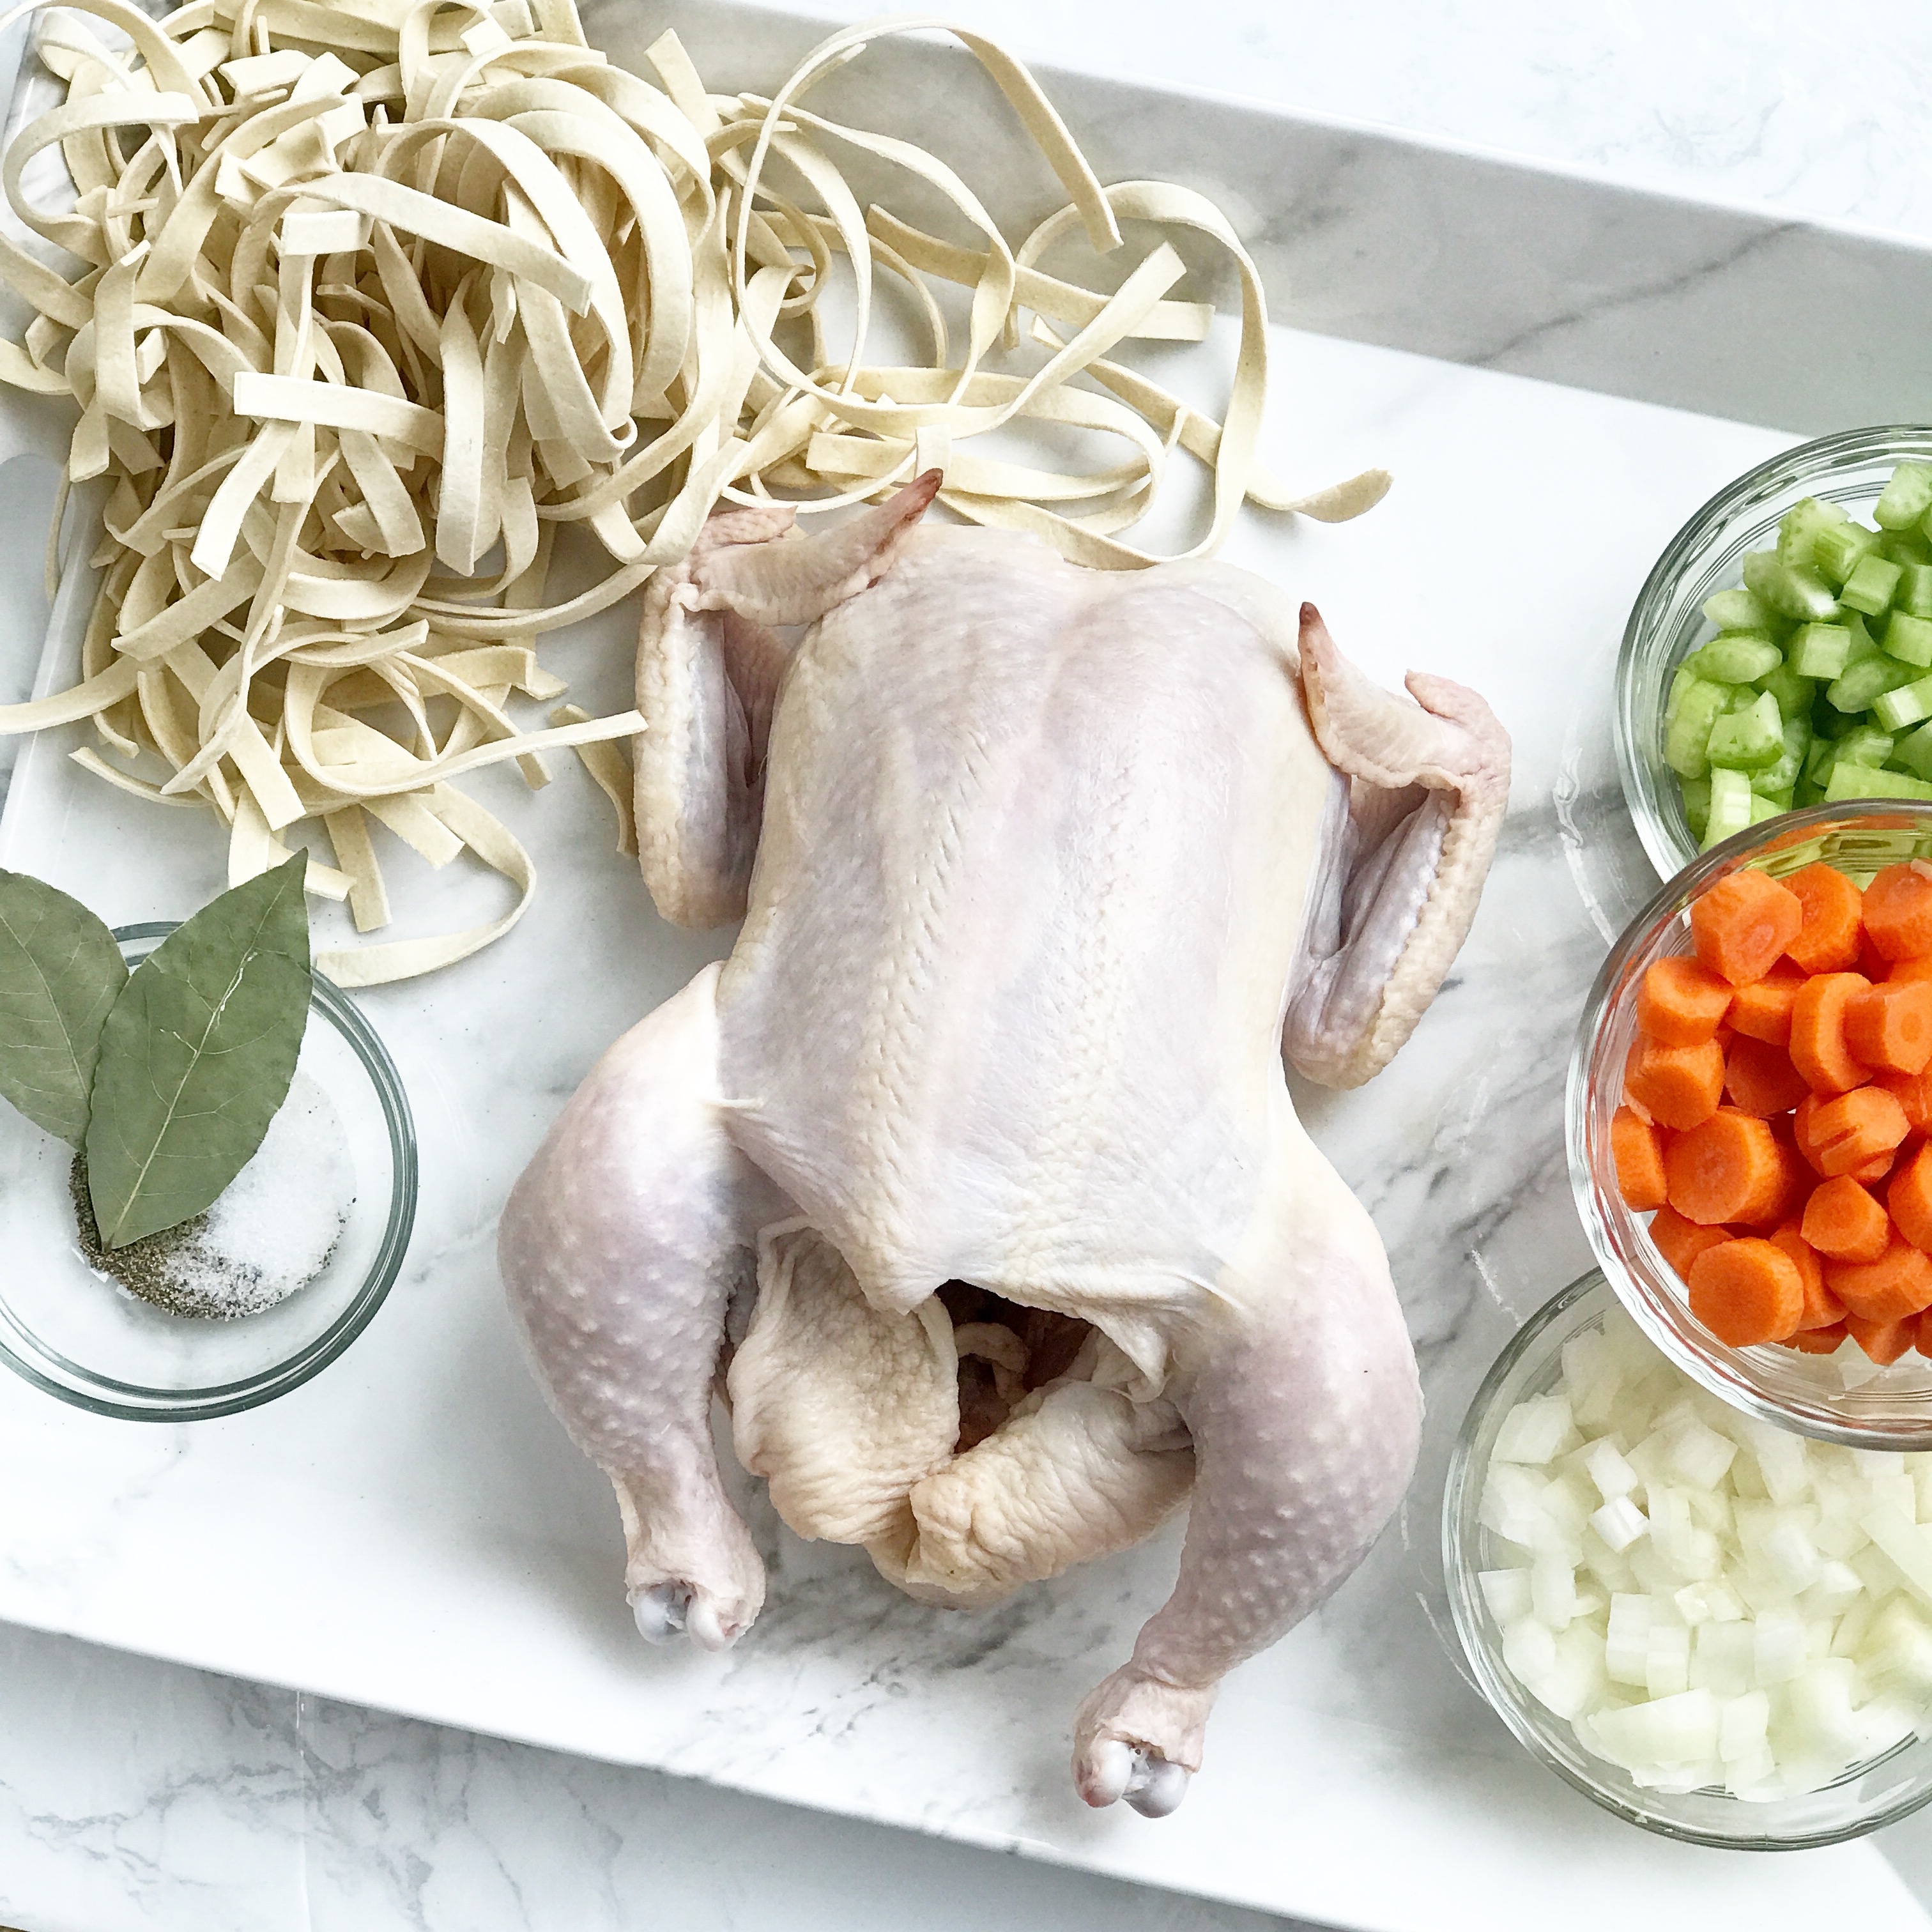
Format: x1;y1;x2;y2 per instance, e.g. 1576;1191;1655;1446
1890;1141;1932;1253
1893;956;1932;985
1784;862;1866;973
1611;1106;1668;1210
1724;1037;1811;1118
1876;1066;1932;1134
1852;1149;1902;1184
1789;972;1874;1094
1765;1138;1808;1225
1666;1110;1793;1225
1636;956;1734;1046
1862;861;1932;961
1846;1311;1919;1365
1784;1320;1849;1354
1690;869;1807;987
1650;1204;1733;1278
1799;1085;1912;1178
1625;1035;1726;1131
1846;979;1932;1075
1769;1221;1844;1328
1800;1175;1892;1262
1825;1238;1932;1321
1728;966;1805;1046
1689;1238;1805;1345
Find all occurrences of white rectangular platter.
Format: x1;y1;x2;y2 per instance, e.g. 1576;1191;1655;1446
1;4;1930;1926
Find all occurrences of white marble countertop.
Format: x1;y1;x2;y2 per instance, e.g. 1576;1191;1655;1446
8;5;1932;1931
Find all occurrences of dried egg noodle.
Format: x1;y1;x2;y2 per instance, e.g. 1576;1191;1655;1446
0;0;1385;981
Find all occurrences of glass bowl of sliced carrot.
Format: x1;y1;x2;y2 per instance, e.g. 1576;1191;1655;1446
1571;801;1932;1449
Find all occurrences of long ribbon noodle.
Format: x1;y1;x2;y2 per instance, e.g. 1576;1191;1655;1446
0;0;1383;979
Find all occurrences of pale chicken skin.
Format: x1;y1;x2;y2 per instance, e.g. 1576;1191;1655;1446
499;474;1509;1817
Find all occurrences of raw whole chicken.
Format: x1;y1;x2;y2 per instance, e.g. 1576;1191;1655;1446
498;473;1509;1816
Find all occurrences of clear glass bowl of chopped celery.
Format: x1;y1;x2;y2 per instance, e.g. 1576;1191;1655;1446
1570;802;1932;1450
1620;425;1932;879
1445;1269;1932;1846
0;925;417;1420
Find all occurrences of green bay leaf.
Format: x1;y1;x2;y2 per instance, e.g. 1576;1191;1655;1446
0;868;128;1147
86;853;312;1250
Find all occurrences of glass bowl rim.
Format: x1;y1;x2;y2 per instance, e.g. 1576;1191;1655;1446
1614;421;1932;882
1567;799;1932;1450
0;921;418;1422
1442;1266;1932;1848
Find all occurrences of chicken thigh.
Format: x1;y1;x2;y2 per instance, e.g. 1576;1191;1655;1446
499;473;1509;1816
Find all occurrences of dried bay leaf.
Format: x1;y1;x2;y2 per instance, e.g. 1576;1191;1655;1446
0;868;127;1146
87;854;312;1250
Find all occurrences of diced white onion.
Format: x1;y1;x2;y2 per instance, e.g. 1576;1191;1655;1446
1591;1494;1648;1554
1476;1306;1932;1800
1583;1438;1639;1503
1492;1394;1577;1466
1478;1568;1533;1623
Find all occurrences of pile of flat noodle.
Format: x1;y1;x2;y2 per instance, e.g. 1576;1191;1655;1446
0;0;1384;983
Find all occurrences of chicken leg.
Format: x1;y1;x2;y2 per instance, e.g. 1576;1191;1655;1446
500;963;789;1648
1071;1132;1420;1815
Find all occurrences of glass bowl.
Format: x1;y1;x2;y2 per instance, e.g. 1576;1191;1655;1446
1570;801;1932;1450
1444;1268;1932;1847
1617;424;1932;880
0;923;417;1420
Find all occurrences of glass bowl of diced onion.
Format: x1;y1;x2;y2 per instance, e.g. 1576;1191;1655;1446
1619;424;1932;881
1445;1269;1932;1846
1571;801;1932;1450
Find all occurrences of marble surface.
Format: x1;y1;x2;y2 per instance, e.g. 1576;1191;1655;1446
3;5;1932;1931
617;0;1932;434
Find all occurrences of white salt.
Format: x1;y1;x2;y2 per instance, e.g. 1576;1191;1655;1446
89;1073;356;1319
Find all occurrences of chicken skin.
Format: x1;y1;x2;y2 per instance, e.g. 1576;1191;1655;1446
498;473;1509;1816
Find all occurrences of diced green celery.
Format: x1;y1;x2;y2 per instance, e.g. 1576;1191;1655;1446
1894;721;1932;781
1883;528;1932;568
1805;735;1841;795
1827;653;1916;714
1841;551;1905;615
1876;462;1932;529
1663;672;1733;779
1825;763;1932;803
1751;717;1810;795
1876;674;1932;731
1814;519;1883;586
1686;634;1782;682
1743;549;1840;621
1706;690;1784;769
1795;778;1827;808
1791;622;1854;678
1680;775;1712;836
1702;767;1754;848
1757;662;1815;720
1701;585;1777;632
1887;610;1932;667
1837;724;1897;768
1780;496;1849;567
1749;791;1788;823
1899;564;1932;618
